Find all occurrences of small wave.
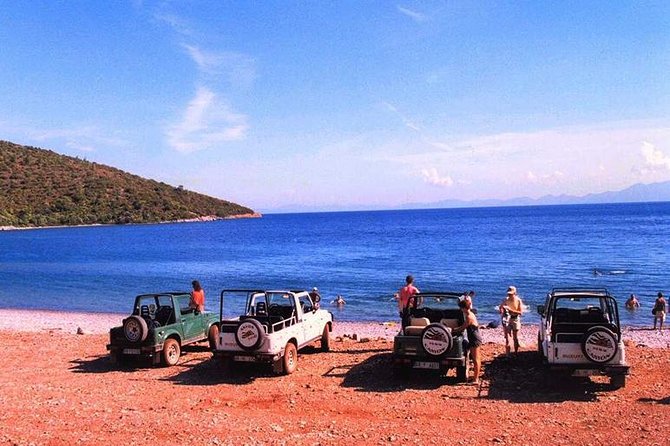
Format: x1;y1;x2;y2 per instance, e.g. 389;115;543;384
609;270;626;275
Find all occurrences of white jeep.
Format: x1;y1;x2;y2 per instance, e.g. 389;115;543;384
537;288;629;388
213;289;333;374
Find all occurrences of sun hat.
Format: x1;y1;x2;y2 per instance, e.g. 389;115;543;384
507;286;517;295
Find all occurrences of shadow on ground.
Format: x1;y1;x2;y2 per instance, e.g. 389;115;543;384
638;396;670;405
337;352;469;392
485;351;616;403
69;354;154;374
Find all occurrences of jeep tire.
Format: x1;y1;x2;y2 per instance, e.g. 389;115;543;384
123;315;148;343
581;326;618;364
421;323;453;358
282;342;298;375
208;324;220;350
162;338;181;367
235;319;264;351
321;324;330;352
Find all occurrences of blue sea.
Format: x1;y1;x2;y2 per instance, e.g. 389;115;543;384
1;202;668;327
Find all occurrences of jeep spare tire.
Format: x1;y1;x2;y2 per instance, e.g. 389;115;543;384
421;323;452;357
581;326;618;364
123;315;148;343
235;319;264;351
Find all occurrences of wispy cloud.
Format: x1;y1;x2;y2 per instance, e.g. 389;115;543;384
182;44;256;87
421;167;454;187
167;86;249;153
397;5;428;23
526;170;565;185
154;12;193;36
382;101;421;132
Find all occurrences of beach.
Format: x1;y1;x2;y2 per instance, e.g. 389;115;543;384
0;308;668;445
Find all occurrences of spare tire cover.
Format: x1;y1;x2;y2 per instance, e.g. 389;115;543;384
123;315;148;343
235;319;264;351
581;326;618;364
421;323;453;357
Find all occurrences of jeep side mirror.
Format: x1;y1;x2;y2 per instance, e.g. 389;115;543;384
537;305;545;316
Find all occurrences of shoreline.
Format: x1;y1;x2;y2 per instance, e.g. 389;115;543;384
1;307;667;348
0;212;262;232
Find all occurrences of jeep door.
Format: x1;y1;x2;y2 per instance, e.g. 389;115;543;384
298;295;319;343
176;295;205;342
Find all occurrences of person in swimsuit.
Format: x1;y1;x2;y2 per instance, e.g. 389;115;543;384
453;298;482;384
625;294;640;310
653;292;666;330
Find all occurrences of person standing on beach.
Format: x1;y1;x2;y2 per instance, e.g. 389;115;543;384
397;275;420;317
189;280;205;313
453;298;482;384
499;285;523;354
653;292;666;330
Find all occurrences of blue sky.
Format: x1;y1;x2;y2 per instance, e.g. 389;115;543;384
1;2;669;212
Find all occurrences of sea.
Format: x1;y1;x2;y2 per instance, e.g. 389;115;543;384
1;202;668;327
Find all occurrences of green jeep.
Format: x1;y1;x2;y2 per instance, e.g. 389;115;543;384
107;292;220;366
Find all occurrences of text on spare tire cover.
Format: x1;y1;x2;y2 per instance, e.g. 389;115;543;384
584;330;617;363
422;325;450;356
124;318;141;342
237;321;261;349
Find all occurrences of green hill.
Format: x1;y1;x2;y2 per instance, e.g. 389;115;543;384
0;140;256;227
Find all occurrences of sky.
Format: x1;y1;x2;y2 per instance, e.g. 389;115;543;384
1;1;669;212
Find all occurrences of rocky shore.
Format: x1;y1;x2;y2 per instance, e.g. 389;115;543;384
0;310;667;445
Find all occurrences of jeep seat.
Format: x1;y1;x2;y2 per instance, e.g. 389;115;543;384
404;317;430;336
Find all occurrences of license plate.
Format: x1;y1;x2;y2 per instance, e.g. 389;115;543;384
413;361;439;370
123;348;141;355
572;369;598;377
234;355;255;362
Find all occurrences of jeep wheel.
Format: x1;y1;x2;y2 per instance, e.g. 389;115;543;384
208;324;220;350
421;323;453;358
581;326;618;364
610;374;626;389
282;342;298;375
162;338;181;366
235;319;264;351
321;325;330;352
123;315;148;343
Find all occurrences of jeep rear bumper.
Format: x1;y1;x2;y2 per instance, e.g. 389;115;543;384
393;354;466;370
548;363;630;377
107;343;163;355
213;350;282;364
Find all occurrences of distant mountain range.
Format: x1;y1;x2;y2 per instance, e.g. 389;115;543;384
264;181;670;214
400;181;670;210
0;140;256;228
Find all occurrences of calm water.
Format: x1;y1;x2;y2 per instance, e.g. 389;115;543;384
1;202;668;326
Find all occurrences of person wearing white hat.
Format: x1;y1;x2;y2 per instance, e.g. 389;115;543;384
499;285;523;355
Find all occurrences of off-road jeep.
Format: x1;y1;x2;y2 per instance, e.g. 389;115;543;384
107;292;220;366
213;289;333;374
537;288;629;388
392;292;470;381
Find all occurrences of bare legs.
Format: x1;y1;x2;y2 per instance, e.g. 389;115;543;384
471;346;481;384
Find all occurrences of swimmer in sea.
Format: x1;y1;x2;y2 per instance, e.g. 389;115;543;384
625;294;640;310
332;295;346;306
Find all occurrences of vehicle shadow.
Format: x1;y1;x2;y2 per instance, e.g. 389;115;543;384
164;356;274;386
638;396;670;405
338;352;467;392
69;354;154;374
485;351;612;403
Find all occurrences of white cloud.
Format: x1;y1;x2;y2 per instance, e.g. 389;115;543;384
381;101;421;132
421;167;454;187
640;141;670;171
397;6;428;22
154;12;193;36
526;170;565;185
167;86;249;153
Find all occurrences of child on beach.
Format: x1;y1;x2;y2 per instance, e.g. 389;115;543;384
653;292;666;330
499;285;523;354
